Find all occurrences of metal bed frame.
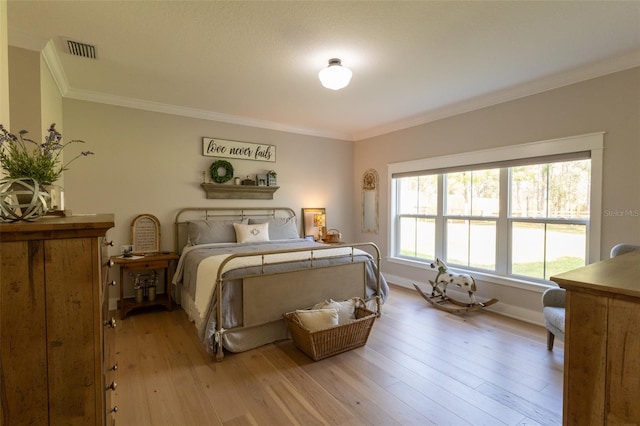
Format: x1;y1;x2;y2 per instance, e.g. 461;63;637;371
174;207;383;361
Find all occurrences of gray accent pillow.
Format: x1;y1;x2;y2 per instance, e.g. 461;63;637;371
249;217;299;240
187;219;248;245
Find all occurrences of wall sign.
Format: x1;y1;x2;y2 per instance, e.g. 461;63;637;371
131;214;161;255
203;137;276;162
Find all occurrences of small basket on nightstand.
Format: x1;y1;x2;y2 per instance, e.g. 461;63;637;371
325;229;342;243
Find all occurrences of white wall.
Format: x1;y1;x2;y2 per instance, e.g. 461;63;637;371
61;99;355;252
0;1;9;127
353;67;640;324
7;47;40;134
6;47;62;180
39;54;63;181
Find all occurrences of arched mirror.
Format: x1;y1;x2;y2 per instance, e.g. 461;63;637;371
361;169;379;234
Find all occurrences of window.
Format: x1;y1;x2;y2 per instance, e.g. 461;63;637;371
390;133;603;284
397;175;437;260
509;161;590;279
445;169;499;270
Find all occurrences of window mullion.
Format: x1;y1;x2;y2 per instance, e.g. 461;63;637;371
496;168;509;275
435;174;444;259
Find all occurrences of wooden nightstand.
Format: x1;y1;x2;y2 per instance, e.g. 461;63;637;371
112;252;179;319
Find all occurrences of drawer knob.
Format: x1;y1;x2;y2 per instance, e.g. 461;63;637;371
104;240;114;247
109;280;117;286
111;406;119;414
104;317;117;328
106;381;117;391
106;259;115;268
111;363;118;372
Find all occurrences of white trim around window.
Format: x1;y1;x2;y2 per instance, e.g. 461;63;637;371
387;132;605;280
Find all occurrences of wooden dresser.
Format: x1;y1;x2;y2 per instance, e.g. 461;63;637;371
551;250;640;425
0;214;117;425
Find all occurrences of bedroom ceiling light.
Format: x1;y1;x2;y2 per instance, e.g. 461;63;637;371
318;58;352;90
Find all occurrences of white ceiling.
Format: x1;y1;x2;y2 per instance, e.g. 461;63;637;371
7;1;640;141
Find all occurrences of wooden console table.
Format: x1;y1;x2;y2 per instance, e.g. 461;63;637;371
551;250;640;425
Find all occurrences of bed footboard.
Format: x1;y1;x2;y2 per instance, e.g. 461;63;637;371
242;262;367;327
212;243;383;361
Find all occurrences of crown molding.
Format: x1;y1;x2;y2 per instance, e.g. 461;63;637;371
41;39;69;97
12;33;640;143
353;49;640;141
11;37;352;140
62;87;353;141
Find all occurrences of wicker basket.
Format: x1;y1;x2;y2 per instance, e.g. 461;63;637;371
324;229;342;243
283;306;376;361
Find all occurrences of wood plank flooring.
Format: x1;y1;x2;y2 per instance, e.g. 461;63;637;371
114;285;563;425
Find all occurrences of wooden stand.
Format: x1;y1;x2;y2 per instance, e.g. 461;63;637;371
112;252;179;319
414;281;498;314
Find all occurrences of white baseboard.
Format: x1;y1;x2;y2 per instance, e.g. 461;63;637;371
384;273;545;327
110;276;546;327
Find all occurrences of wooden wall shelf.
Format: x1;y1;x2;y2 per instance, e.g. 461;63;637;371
201;183;279;200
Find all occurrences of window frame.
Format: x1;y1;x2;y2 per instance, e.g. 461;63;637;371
388;132;604;286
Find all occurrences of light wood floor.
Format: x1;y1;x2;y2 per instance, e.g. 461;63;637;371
114;285;564;426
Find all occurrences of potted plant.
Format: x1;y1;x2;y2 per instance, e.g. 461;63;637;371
0;123;93;221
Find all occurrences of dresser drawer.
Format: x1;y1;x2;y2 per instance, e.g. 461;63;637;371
122;259;168;271
0;214;115;424
103;290;118;423
101;237;116;298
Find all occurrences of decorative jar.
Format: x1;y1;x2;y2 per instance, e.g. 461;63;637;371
0;178;50;222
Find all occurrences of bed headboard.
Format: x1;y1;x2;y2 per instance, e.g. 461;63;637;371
174;207;296;253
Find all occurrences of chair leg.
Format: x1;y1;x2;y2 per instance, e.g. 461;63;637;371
547;330;555;351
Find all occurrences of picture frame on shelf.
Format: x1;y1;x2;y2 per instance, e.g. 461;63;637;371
302;207;326;241
267;170;277;186
121;244;133;258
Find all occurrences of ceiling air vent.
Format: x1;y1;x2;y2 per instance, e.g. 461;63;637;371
65;39;96;59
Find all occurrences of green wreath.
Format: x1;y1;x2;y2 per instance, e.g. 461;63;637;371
210;160;234;184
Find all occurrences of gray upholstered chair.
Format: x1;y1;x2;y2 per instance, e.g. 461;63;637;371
543;243;640;350
610;243;640;258
542;287;565;350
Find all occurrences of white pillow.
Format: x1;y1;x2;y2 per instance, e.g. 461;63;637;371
313;299;357;324
294;308;339;331
233;222;269;243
